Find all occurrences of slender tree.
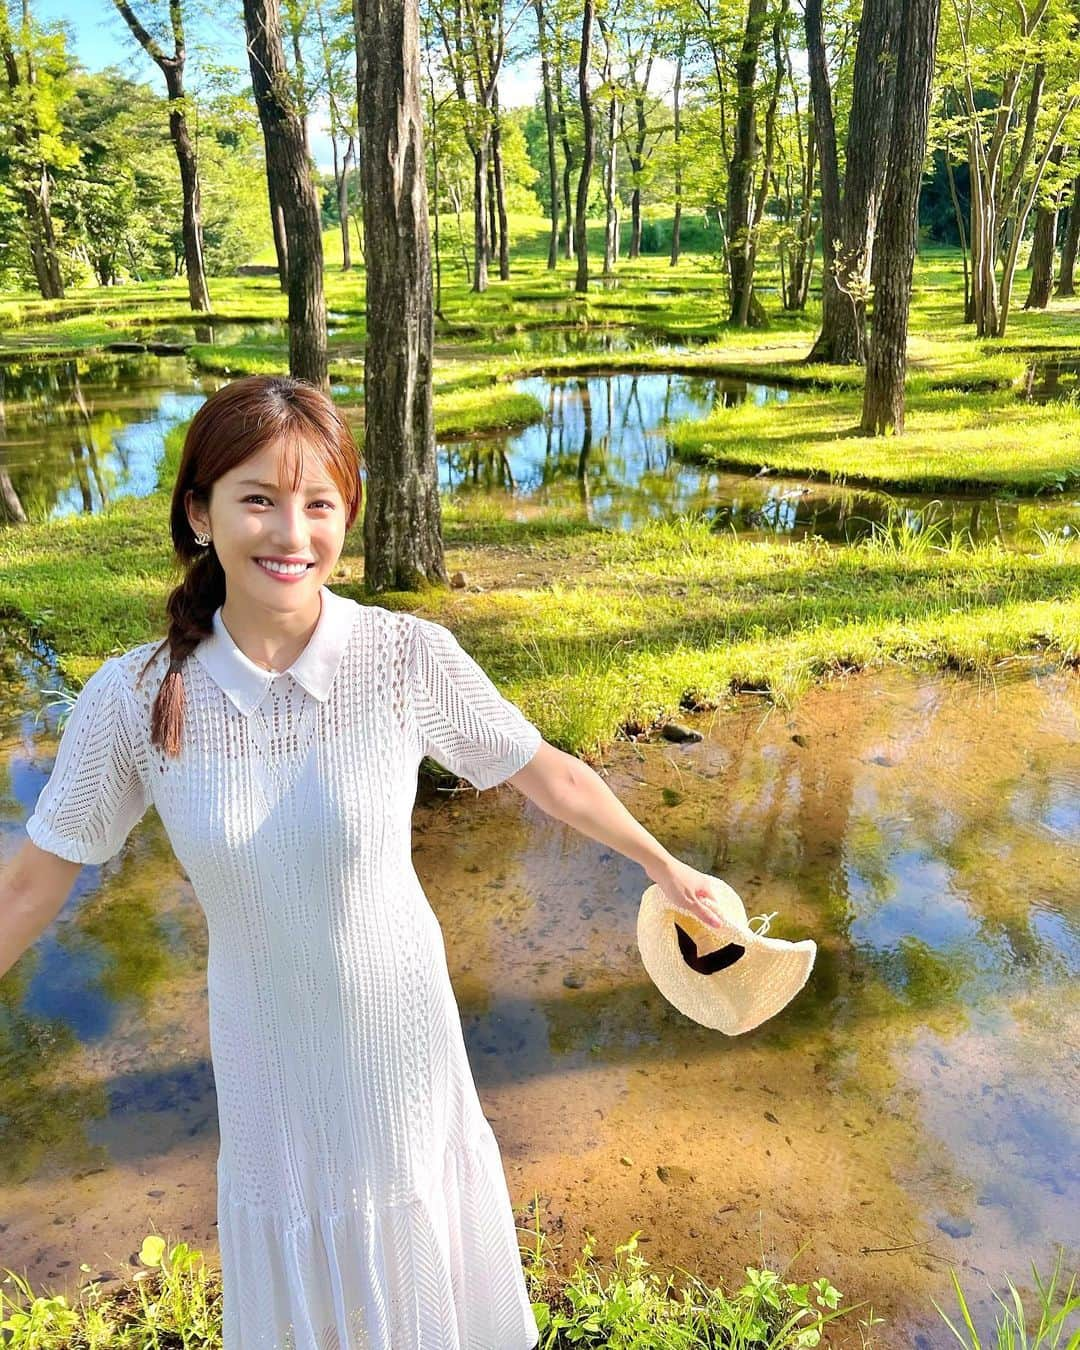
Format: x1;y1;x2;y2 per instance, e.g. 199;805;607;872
533;0;560;268
805;0;900;362
355;0;448;588
669;27;684;267
861;0;943;434
112;0;211;311
313;0;357;272
597;9;621;276
1056;172;1080;295
573;0;594;292
950;0;1079;337
1024;142;1066;308
243;0;328;386
726;0;769;325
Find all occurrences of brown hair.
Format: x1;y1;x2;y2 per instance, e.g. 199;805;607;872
139;374;363;757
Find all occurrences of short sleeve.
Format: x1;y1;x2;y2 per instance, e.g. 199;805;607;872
24;656;151;865
408;617;542;790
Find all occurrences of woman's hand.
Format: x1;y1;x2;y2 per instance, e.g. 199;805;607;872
645;854;734;930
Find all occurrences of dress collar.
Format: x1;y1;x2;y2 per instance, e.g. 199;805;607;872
193;584;358;716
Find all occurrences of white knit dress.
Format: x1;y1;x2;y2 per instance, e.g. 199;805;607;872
25;585;544;1350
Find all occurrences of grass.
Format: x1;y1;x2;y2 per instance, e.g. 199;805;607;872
2;1219;1075;1348
666;385;1080;494
1;482;1078;754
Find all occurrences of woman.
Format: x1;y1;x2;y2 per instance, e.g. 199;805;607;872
2;375;730;1350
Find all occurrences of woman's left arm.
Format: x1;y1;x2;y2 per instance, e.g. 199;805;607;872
507;741;731;930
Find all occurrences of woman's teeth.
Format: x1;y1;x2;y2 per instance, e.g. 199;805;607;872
256;559;310;576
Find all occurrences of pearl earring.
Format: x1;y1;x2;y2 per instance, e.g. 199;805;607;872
193;530;211;547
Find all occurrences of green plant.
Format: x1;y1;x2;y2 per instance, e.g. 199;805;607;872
517;1193;870;1348
931;1247;1079;1349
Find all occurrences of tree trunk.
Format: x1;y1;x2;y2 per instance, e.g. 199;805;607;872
737;2;786;325
492;87;510;279
1024;143;1064;309
1024;202;1058;309
243;0;328;388
806;0;899;363
1056;175;1080;297
339;137;354;271
943;118;971;319
163;67;211;311
428;75;442;311
599;16;617;276
603;98;619;275
670;39;683;267
472;141;489;290
783;36;816;310
860;0;942;435
627;96;645;258
25;170;63;299
573;0;594;292
554;52;575;259
269;179;290;290
534;0;559;270
726;0;768;326
354;0;447;590
486;162;497;268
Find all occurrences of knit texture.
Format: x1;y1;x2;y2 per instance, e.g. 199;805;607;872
25;588;543;1350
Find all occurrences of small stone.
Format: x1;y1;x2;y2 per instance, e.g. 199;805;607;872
563;972;585;989
936;1215;974;1239
659;721;704;743
791;733;809;748
619;1154;633;1167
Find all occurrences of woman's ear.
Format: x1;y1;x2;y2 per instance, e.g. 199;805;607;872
184;487;210;537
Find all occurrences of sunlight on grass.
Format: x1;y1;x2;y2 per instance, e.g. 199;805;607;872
2;1221;1074;1349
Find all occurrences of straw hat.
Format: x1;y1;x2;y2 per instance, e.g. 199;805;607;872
636;878;817;1034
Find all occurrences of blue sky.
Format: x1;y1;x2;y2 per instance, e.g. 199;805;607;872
36;1;542;173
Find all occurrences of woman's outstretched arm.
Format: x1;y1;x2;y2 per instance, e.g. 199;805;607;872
507;741;732;930
0;840;82;980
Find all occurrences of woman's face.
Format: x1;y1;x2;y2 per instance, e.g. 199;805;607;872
186;439;348;614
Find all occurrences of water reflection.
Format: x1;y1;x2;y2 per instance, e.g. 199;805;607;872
441;373;1079;546
2;649;1076;1344
4;358;1078;549
0;356;220;522
1021;355;1080;403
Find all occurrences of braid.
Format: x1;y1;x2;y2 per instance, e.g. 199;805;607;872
139;548;226;758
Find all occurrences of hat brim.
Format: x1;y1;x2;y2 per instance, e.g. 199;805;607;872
636;882;816;1035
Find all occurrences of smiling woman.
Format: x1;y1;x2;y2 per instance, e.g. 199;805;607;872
148;374;364;743
4;372;753;1349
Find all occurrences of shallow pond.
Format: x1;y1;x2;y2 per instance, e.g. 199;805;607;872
443;372;1079;546
1022;355;1080;403
1;635;1077;1347
0;355;222;520
2;356;1078;548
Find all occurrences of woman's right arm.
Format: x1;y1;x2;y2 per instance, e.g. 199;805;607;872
0;840;82;980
